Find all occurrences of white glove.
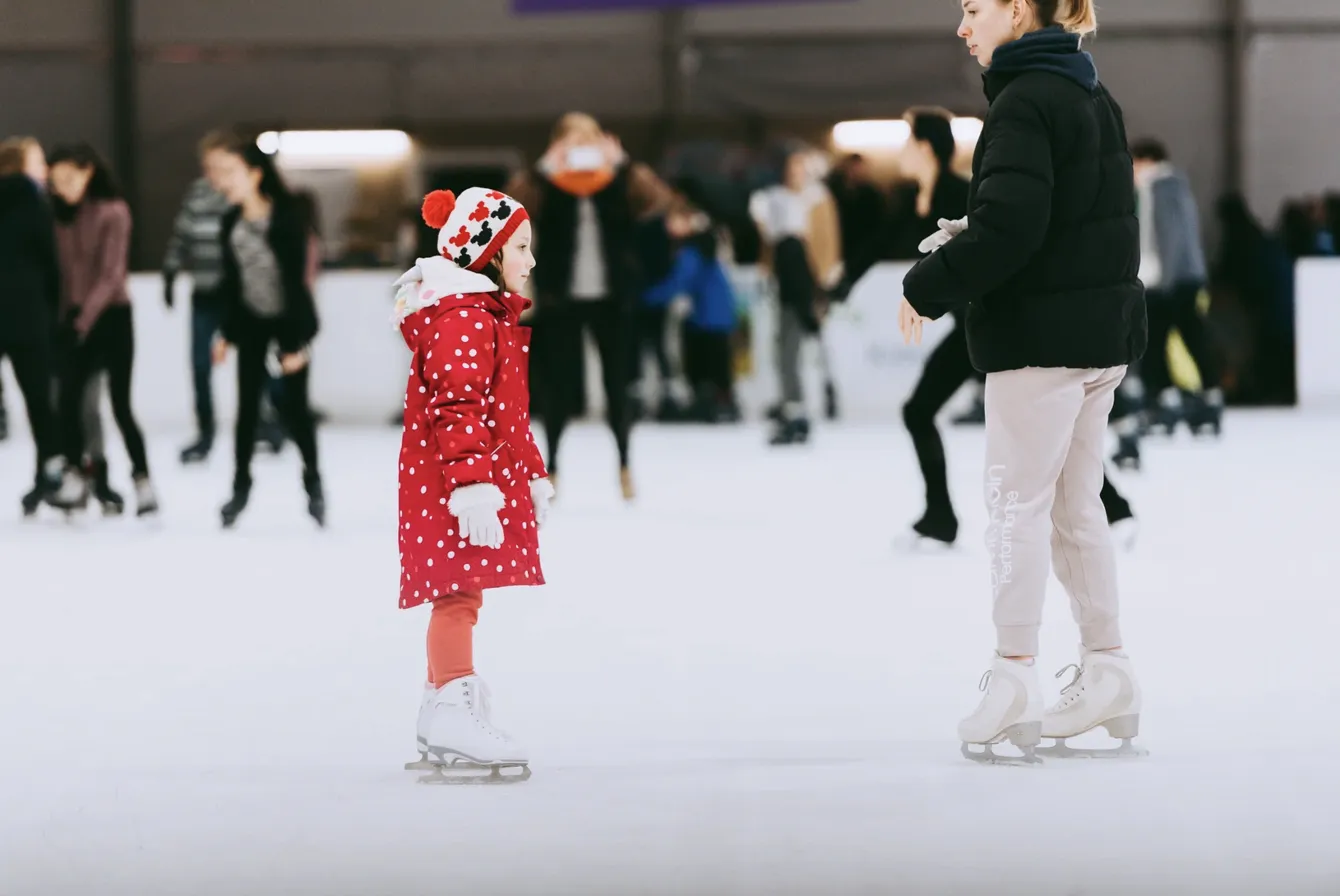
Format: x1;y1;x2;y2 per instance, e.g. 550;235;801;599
917;217;969;255
530;478;555;529
447;482;505;549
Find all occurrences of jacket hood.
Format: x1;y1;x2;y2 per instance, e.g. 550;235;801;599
986;26;1098;96
393;255;530;349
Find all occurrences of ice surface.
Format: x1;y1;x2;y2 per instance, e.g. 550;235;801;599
2;413;1337;895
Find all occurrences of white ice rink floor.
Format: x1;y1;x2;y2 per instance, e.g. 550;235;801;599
2;412;1337;896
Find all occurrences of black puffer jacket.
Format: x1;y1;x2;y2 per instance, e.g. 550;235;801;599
0;174;61;344
903;27;1146;373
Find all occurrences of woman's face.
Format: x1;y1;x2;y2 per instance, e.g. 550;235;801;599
49;161;94;205
784;153;810;191
215;151;261;205
958;0;1025;67
898;136;936;180
498;219;535;294
23;143;48;185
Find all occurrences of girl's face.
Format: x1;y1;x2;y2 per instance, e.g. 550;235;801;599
958;0;1027;67
784;153;810;191
215;151;262;205
23;142;48;185
498;220;535;293
665;211;695;240
49;161;94;205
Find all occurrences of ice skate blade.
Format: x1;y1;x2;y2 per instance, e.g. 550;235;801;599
1035;737;1148;760
960;722;1042;766
417;762;531;785
893;533;956;554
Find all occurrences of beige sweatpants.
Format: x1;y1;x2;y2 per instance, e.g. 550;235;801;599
984;365;1126;658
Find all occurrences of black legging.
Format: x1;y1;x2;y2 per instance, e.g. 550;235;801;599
0;337;57;481
902;320;1131;533
233;330;319;486
1143;284;1220;398
57;306;149;477
537;298;631;475
681;323;734;402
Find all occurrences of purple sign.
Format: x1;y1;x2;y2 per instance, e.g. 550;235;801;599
515;0;844;11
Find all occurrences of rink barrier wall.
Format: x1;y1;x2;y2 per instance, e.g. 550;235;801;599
5;259;1333;434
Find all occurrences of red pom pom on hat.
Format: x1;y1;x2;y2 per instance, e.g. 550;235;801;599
421;190;456;229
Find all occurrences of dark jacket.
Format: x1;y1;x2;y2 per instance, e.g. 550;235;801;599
532;164;640;306
0;174;62;344
903;27;1147;373
218;197;320;353
890;173;971;262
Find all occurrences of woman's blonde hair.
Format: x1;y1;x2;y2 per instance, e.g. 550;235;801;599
551;111;602;145
1011;0;1098;36
0;136;39;177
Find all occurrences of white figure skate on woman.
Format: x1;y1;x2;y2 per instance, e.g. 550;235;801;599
1037;650;1148;759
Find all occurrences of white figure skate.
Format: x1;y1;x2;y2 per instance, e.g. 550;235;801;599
958;655;1044;766
405;675;530;784
1038;650;1147;759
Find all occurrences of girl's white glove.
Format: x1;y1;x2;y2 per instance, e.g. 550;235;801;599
447;482;506;549
917;217;969;255
530;478;555;529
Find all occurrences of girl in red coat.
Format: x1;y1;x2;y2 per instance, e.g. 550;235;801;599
394;187;553;782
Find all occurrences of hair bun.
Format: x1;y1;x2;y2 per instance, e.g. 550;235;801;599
421;190;456;229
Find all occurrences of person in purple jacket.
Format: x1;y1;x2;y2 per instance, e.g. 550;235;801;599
46;144;158;517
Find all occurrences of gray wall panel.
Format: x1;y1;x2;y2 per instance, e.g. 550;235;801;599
0;0;102;48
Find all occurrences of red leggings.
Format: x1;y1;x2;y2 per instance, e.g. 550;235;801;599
426;589;483;687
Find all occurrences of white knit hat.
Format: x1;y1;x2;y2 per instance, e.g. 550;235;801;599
421;187;529;273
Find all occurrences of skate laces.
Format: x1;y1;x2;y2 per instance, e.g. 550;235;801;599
1050;663;1084;711
978;670;993;691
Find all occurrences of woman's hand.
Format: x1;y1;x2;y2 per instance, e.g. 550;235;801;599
279;350;310;375
899;297;928;346
212;338;230;365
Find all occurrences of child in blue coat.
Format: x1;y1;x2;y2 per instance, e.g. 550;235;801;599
643;201;740;422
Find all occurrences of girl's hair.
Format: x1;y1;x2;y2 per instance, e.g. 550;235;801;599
1010;0;1098;36
905;107;956;170
0;136;39;177
47;142;122;199
235;143;290;201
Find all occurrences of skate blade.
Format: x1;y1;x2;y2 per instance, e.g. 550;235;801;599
960;742;1042;766
893;533;956;554
417;762;531;785
1035;737;1148;760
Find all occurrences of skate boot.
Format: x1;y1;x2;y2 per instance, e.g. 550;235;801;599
407;675;530;784
303;468;326;527
951;392;986;426
48;466;90;514
220;475;252;529
1184;388;1223;438
768;406;811;447
21;461;62;518
88;457;125;516
1111;433;1141;471
824;382;839;421
133;475;159;517
1038;650;1147;759
959;655;1044;765
179;430;214;465
1145;388;1184;437
894;509;958;553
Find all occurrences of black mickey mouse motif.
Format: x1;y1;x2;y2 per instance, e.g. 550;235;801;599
490;200;512;221
456;248;473;268
470;220;494;247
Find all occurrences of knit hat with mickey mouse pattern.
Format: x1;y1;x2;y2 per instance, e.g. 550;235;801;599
421;187;529;273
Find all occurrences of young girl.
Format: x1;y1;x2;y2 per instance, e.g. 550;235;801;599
393;187;553;783
46;143;158;517
900;0;1147;763
212;145;324;528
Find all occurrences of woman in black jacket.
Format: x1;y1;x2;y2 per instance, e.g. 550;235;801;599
900;0;1148;762
0;137;61;515
212;144;324;528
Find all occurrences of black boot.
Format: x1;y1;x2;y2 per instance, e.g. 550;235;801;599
768;416;810;446
221;475;252;529
911;507;959;547
824;382;839;421
21;465;60;518
89;457;125;516
303;468;325;528
1111;434;1141;471
1184;388;1224;437
180;429;214;465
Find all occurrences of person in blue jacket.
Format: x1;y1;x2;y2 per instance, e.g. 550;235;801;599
643;199;740;423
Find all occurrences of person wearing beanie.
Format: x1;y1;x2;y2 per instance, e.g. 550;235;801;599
394;186;552;784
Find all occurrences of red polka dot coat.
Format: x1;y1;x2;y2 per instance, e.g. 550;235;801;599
397;289;547;608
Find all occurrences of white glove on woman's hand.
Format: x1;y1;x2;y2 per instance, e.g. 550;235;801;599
917;217;969;255
447;482;506;549
530;478;555;529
